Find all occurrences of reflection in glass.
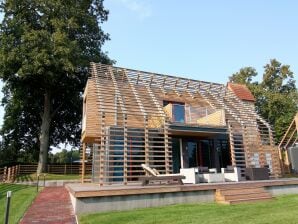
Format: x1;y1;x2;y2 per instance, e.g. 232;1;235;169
187;142;197;168
173;104;185;123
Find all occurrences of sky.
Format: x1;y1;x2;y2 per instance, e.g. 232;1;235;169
102;0;298;83
0;0;298;137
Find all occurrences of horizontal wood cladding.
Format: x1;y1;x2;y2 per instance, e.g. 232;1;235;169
81;63;282;180
82;79;100;143
91;126;172;184
156;89;211;108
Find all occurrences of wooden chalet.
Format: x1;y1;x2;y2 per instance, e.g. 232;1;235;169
80;63;281;184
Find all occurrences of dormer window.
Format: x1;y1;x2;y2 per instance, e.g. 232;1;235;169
163;101;185;123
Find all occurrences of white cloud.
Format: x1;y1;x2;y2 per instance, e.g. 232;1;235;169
118;0;152;20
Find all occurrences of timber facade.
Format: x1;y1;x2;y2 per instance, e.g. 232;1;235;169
81;63;281;184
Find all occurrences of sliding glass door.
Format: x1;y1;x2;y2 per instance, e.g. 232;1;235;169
172;137;230;172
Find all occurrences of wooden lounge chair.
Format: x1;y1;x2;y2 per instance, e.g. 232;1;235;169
139;164;185;186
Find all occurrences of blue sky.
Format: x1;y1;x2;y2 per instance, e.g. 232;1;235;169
102;0;298;83
0;0;298;128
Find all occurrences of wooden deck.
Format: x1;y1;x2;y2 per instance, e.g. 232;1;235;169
67;178;298;198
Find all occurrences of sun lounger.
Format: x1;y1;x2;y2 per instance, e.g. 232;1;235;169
139;164;185;186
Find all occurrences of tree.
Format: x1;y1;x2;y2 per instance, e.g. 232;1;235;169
0;0;112;172
259;59;298;140
229;67;258;85
0;83;41;165
230;59;298;142
48;149;80;164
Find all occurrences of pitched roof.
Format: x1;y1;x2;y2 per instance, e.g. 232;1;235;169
227;82;255;102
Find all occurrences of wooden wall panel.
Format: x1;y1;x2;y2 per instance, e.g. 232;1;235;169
82;79;101;142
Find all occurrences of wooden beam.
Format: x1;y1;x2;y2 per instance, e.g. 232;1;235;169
99;112;105;185
108;66;127;114
124;70;146;117
124;115;128;185
278;118;295;149
284;128;297;149
145;117;149;166
81;143;86;183
145;86;165;115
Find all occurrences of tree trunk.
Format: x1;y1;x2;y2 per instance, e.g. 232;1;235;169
37;90;51;174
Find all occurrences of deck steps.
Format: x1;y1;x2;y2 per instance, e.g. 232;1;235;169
216;186;273;204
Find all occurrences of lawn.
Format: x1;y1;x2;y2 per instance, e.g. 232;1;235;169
15;173;82;182
0;184;38;224
79;194;298;224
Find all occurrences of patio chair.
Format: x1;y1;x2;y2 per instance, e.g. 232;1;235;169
139;164;185;186
221;166;241;182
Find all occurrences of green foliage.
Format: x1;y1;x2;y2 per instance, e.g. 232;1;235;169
230;59;298;142
48;149;80;164
229;67;258;84
79;194;298;224
0;0;112;165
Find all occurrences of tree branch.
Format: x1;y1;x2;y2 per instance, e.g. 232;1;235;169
51;103;64;119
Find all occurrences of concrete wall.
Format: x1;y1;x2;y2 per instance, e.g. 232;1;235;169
72;190;215;215
265;184;298;196
71;183;298;215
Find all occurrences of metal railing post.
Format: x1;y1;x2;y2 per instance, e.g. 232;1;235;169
43;174;46;187
36;174;40;192
4;191;12;224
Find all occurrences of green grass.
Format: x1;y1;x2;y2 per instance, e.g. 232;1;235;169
79;194;298;224
16;173;82;182
0;183;39;224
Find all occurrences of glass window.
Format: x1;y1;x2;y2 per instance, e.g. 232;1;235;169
187;142;197;168
173;104;185;123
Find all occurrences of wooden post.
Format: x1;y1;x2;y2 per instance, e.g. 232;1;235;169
99;112;106;185
144;116;149;166
3;166;7;182
278;147;285;176
7;167;11;183
123;114;128;185
164;121;170;174
64;164;67;175
11;166;15;182
284;149;291;173
81;143;86;183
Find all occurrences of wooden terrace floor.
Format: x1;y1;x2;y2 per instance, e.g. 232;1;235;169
67;178;298;198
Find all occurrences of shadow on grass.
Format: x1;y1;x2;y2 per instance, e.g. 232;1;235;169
0;184;33;196
16;174;35;182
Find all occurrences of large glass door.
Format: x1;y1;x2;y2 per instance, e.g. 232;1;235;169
172;138;181;173
187;141;198;168
171;138;229;172
184;139;213;168
199;140;213;168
